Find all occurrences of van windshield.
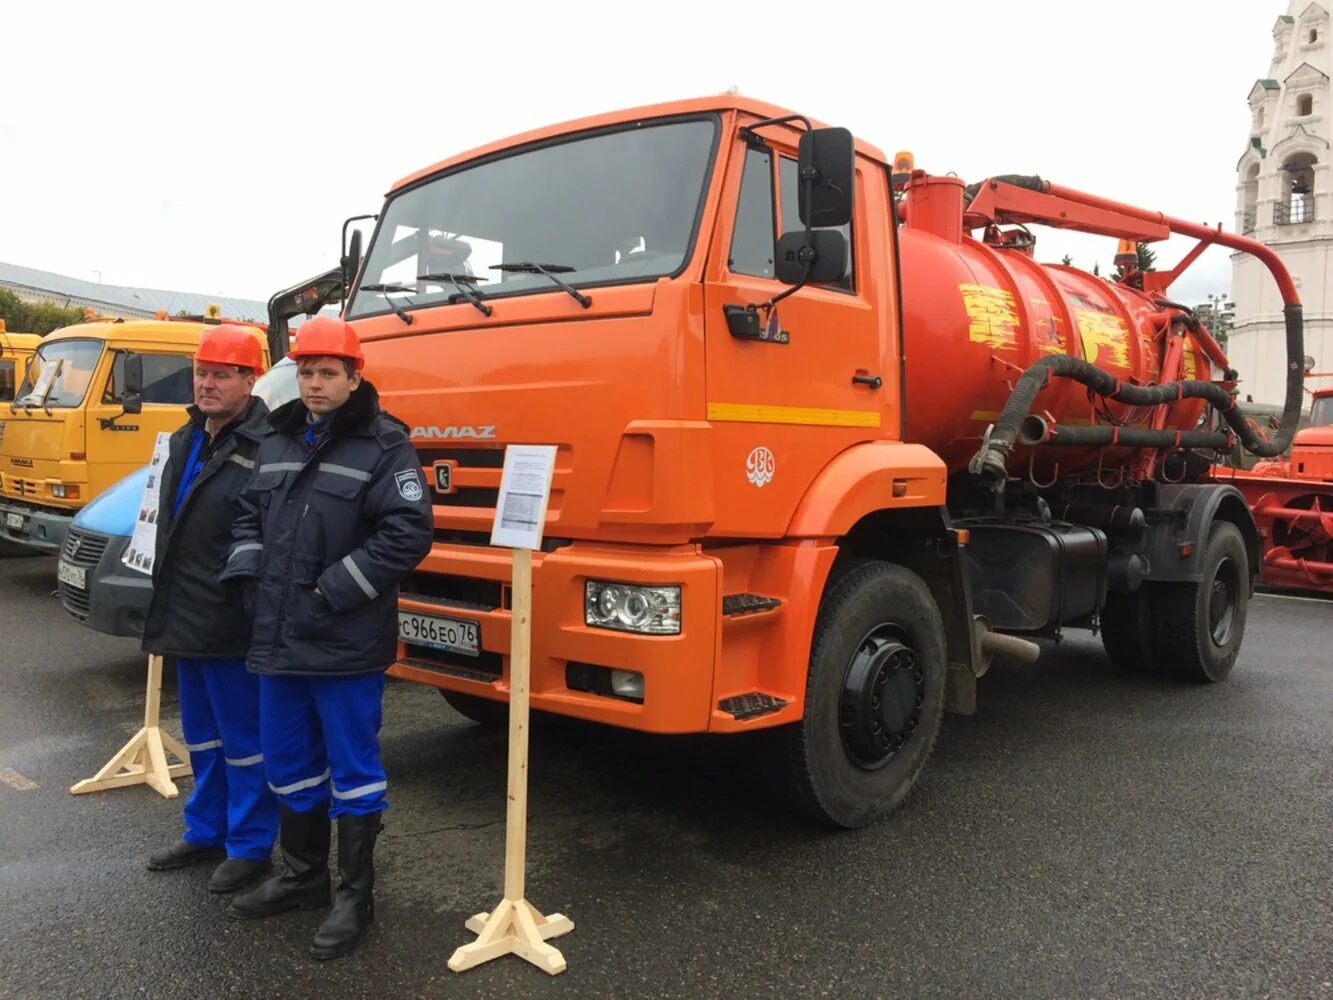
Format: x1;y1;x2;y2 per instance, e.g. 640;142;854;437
16;339;103;408
348;117;718;319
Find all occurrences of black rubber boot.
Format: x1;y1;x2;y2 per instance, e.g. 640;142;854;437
310;813;382;960
146;838;224;871
227;806;330;919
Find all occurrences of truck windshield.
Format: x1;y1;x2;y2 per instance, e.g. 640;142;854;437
15;339;103;408
348;117;718;320
1312;394;1332;427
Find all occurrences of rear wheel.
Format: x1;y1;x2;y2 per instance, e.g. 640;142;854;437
1153;521;1249;682
440;689;508;728
774;560;947;829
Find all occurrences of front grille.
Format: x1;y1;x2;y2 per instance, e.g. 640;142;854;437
59;581;91;620
62;528;110;568
402;573;503;612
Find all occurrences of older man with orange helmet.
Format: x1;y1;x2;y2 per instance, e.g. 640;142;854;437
144;324;278;892
222;315;432;960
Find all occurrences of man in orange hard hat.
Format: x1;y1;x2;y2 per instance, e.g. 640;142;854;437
144;324;278;892
222;315;432;960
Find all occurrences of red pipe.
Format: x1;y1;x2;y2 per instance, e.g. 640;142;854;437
1265;554;1333;576
1045;183;1302;306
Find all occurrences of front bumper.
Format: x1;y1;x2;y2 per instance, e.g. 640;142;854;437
0;500;73;553
57;528;153;637
390;542;721;733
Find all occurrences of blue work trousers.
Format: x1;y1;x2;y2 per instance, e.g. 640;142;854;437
178;657;278;860
259;672;388;818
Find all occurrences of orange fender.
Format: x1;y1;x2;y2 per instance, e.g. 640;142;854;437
786;442;947;539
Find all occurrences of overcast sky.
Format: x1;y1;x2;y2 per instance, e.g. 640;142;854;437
0;1;1283;307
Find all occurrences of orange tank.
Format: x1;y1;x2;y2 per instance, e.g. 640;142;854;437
896;175;1208;474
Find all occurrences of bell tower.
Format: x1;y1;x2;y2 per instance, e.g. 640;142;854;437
1228;1;1332;404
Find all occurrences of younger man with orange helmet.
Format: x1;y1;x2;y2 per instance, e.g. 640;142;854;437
222;315;432;960
144;325;278;892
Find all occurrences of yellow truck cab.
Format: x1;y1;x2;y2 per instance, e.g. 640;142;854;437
0;314;268;552
0;324;42;406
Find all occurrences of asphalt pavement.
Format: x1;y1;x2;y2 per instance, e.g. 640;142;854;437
1;554;1329;1000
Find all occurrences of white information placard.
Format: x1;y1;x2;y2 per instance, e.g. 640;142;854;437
121;432;172;575
489;445;557;551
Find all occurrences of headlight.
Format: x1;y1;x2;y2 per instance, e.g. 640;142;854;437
584;581;681;635
51;484;78;499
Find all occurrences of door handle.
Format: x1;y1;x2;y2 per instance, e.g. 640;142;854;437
852;374;882;389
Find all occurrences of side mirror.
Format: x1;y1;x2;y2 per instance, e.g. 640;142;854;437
122;353;143;414
775;229;847;286
342;229;363;292
797;128;855;228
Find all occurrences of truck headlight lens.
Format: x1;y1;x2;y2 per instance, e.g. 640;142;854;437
585;581;681;635
51;484;78;499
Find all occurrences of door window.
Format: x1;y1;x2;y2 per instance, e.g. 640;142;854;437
103;353;194;405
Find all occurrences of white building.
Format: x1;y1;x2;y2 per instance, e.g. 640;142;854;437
1228;1;1332;405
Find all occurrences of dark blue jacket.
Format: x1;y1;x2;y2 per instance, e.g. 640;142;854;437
221;381;433;676
142;396;270;659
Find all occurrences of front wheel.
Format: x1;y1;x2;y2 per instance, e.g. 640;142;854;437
774;560;947;829
440;689;508;728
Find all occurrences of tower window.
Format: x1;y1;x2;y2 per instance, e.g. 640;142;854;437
1298;93;1314;116
1310;28;1319;43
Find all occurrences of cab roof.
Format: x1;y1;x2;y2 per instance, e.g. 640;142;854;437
41;318;264;348
0;332;43;351
390;95;888;193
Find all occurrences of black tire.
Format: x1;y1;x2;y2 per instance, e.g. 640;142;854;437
440;689;508;728
1153;520;1249;683
774;560;947;829
1100;586;1158;674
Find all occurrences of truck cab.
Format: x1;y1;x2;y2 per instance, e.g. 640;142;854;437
0;316;266;552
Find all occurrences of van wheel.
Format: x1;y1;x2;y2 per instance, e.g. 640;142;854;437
1100;587;1158;674
440;689;508;728
1154;521;1249;683
775;560;946;829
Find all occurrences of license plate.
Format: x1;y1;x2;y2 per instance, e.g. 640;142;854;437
58;560;87;590
5;512;21;530
398;611;479;656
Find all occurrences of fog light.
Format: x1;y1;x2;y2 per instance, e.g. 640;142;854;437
585;581;681;635
609;669;644;702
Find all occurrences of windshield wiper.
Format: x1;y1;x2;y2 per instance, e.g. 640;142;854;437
358;283;415;325
418;272;493;317
490;262;591;309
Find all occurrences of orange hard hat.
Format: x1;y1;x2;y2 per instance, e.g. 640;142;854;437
196;324;265;373
287;315;364;370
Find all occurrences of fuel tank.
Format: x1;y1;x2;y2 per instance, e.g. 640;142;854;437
897;175;1208;475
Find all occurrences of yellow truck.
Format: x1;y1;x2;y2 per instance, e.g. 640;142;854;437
0;314;267;553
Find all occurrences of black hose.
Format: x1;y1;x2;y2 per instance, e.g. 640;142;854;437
1028;424;1228;450
969;303;1304;485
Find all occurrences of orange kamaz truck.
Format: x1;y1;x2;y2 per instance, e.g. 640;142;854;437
333;97;1303;827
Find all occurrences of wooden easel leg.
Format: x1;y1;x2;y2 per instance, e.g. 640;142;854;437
450;547;574;976
69;655;191;799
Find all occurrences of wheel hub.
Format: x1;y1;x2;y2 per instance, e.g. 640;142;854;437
1209;556;1238;646
839;628;924;769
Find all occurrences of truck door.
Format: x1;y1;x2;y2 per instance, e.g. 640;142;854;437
702;125;896;536
87;350;195;487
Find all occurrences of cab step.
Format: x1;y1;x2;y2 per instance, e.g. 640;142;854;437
718;692;789;720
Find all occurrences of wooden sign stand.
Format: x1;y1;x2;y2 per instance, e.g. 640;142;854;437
70;654;191;799
448;546;574;975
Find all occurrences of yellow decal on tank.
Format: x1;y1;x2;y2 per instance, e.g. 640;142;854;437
1074;310;1130;368
959;284;1020;348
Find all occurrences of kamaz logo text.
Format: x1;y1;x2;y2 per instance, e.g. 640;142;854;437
411;425;496;440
